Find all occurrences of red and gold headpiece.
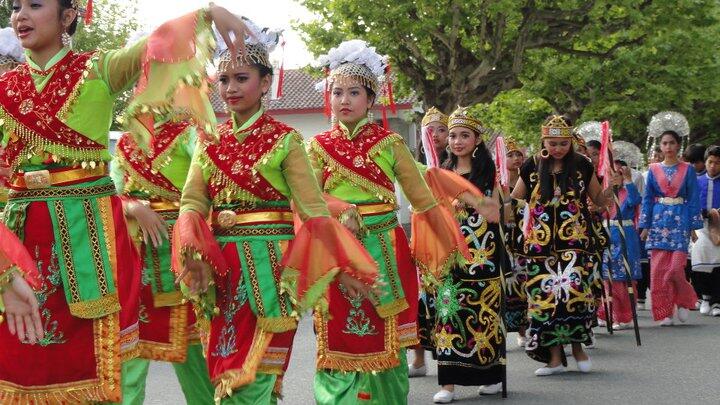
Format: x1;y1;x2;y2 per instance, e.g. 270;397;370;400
541;115;573;138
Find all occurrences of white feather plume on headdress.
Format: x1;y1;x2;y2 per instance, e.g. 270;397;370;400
314;39;388;92
214;17;281;60
647;111;690;139
317;39;387;77
0;27;25;63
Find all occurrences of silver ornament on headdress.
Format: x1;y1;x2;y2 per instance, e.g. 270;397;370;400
315;39;389;95
612;140;643;169
645;111;690;160
575;121;602;143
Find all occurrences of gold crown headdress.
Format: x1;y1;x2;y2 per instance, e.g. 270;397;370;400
541;115;573;138
505;137;523;155
448;106;484;138
216;17;281;73
421;107;448;127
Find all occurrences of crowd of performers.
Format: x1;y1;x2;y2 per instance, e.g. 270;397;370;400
0;2;717;405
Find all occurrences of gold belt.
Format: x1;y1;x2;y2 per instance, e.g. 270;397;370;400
356;203;397;216
148;200;180;212
11;166;107;190
212;209;294;228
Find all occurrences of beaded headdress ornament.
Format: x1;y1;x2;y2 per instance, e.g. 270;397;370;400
448;106;485;139
645;111;690;160
541;115;574;138
316;40;396;127
216;17;281;73
421;107;448;127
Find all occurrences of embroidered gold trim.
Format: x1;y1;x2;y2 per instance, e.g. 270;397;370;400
82;199;110;296
213;327;273;401
138;304;190;363
314;311;400;372
213;225;294;238
153;291;184;308
8;182;116;201
68;293;120;319
53;200;81;303
0;313;121;403
243;241;266;318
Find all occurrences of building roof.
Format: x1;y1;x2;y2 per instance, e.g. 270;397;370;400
210;69;414;115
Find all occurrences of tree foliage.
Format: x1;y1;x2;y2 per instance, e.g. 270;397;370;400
299;0;657;113
298;0;720;149
520;0;720;144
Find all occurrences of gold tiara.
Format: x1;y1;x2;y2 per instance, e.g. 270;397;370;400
421;107;448;127
328;63;380;95
448;106;484;137
541;115;573;138
217;43;272;73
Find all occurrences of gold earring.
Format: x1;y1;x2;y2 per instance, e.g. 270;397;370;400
540;149;550;159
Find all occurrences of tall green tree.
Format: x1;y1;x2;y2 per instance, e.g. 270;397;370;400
520;0;720;143
298;0;660;113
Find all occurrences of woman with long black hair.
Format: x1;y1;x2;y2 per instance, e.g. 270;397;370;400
510;115;619;377
432;107;507;403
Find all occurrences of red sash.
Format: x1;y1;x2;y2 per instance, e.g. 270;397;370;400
0;52;103;167
313;124;399;202
117;121;190;195
650;162;688;198
205;116;287;201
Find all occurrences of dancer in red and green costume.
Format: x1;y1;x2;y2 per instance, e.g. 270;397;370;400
309;40;497;405
0;1;254;402
173;20;378;404
111;118;214;404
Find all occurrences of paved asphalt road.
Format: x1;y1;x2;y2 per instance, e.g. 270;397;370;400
146;308;720;404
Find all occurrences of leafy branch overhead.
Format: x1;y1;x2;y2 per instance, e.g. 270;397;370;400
298;0;720;146
299;0;651;113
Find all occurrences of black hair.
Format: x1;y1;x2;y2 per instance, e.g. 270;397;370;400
683;143;706;163
614;159;628;167
537;114;579;202
705;145;720;160
653;145;662;154
586;140;601;150
660;130;681;144
58;0;79;36
442;131;496;194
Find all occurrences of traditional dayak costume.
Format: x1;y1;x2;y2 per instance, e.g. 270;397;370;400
173;25;377;403
0;4;220;402
502;137;529;337
111;119;214;403
309;40;470;404
640;112;702;324
433;107;506;389
513;116;597;364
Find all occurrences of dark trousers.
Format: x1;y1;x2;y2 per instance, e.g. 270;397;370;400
637;261;651;300
691;267;720;305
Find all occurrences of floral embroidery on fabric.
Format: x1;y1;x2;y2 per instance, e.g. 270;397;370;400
339;284;377;337
31;245;67;347
212;273;247;358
